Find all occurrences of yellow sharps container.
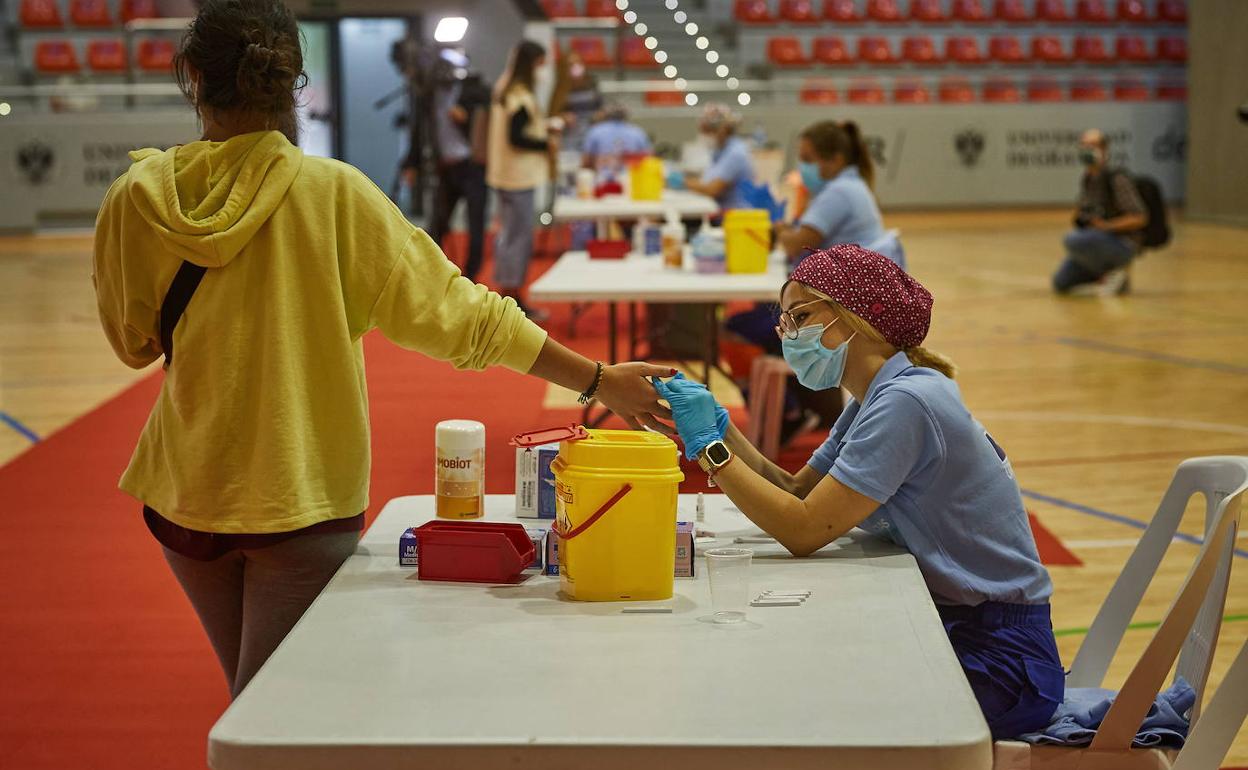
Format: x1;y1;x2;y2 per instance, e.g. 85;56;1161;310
552;429;684;601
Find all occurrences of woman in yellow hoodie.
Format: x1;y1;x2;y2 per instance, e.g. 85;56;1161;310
93;0;672;699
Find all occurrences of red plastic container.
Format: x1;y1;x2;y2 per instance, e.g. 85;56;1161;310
415;521;536;584
586;239;630;259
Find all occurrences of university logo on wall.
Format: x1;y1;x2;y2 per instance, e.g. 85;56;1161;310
954;129;986;168
16;140;55;185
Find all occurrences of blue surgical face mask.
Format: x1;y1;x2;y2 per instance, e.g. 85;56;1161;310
781;319;857;390
798;161;826;195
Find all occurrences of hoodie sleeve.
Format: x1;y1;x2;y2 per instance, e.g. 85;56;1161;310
92;174;163;369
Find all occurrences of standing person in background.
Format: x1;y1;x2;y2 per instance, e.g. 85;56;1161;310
427;58;491;283
488;40;556;321
775;120;903;270
581;102;651;171
684;104;755;211
1052;129;1147;296
93;0;672;703
554;53;603;153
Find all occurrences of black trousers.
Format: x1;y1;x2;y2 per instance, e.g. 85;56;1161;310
429;159;487;282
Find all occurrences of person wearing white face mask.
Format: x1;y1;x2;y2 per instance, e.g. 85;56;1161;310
683;104;755;211
653;244;1063;741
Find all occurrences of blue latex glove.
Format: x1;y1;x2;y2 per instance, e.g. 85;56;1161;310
738;180;787;224
652;373;725;461
666;169;686;190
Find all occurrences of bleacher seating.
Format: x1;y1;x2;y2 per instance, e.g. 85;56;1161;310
994;0;1030;22
1033;0;1071;22
542;0;580;18
35;40;80;73
569;37;612;68
910;0;946;22
1031;35;1070;63
645;90;685;106
137;38;174;71
21;0;63;28
1075;0;1111;23
736;0;775;23
780;0;821;23
952;0;990;23
983;77;1022;101
120;0;157;23
1071;77;1108;100
824;0;862;22
902;36;940;64
1074;36;1112;64
945;36;985;64
1156;36;1187;63
894;80;931;103
1115;36;1150;63
87;39;127;72
939;77;975;102
619;36;658;67
813;36;853;64
801;79;841;102
1113;77;1150;101
1116;0;1148;22
1155;0;1186;23
989;35;1026;63
583;0;618;17
858;36;898;64
768;36;811;66
71;0;112;27
866;0;905;23
1027;77;1064;101
847;79;886;103
1156;81;1186;100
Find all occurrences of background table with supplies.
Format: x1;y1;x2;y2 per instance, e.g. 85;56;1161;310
207;494;992;770
551;189;719;227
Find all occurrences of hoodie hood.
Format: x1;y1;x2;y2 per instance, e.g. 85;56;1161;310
125;130;303;268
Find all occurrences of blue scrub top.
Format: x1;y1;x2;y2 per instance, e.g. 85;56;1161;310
798;166;886;251
582;120;651;159
701;136;754;210
808;352;1053;607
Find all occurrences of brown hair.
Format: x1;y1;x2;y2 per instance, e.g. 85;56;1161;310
800;119;875;189
173;0;306;142
498;40;546;105
785;283;957;379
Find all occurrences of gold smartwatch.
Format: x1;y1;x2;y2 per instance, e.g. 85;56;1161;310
696;440;733;477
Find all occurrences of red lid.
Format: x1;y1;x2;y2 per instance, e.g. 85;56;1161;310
510;424;589;448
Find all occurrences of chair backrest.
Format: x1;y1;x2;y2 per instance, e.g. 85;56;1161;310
1170;634;1248;770
1069;457;1248;728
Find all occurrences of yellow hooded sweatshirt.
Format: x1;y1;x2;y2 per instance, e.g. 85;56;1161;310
93;130;547;533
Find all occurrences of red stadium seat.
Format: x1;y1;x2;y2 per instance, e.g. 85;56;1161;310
1156;36;1187;63
945;36;985;64
584;0;619;18
1156;81;1186;100
994;0;1030;22
569;38;613;68
71;0;111;27
1031;35;1071;63
910;0;946;22
902;36;940;64
20;0;63;27
645;90;686;106
1074;36;1112;63
34;40;79;73
801;86;841;104
1071;78;1108;101
619;36;658;67
894;80;931;103
1027;77;1064;101
989;35;1026;63
939;77;975;103
1076;0;1110;22
813;36;854;65
823;0;862;22
1155;0;1186;22
780;0;821;22
1116;0;1148;22
541;0;580;18
87;39;127;72
866;0;904;22
768;36;811;67
951;0;989;22
857;36;898;64
1033;0;1071;21
735;0;776;22
847;79;885;104
1113;78;1150;101
1115;35;1150;62
983;77;1022;102
120;0;157;22
137;38;174;71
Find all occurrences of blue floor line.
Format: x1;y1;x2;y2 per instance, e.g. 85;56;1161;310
1020;488;1248;560
1055;337;1248;376
0;411;41;443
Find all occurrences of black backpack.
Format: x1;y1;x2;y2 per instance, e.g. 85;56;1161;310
1132;175;1171;249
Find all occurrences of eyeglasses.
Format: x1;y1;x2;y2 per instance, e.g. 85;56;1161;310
777;299;832;340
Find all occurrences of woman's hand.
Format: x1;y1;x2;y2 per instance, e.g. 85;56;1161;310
652;374;725;460
596;362;676;434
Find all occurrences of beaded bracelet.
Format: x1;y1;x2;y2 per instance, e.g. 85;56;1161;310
577;361;605;405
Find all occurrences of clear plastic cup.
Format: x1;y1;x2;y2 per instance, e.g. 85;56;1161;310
705;547;753;624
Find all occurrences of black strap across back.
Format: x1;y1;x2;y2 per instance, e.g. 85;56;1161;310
159;261;208;368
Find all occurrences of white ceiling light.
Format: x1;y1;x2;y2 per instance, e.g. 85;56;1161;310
674;10;687;22
634;22;647;34
695;36;709;49
664;64;678;78
705;50;719;63
685;22;698;34
623;10;637;22
666;0;679;8
654;50;668;63
433;16;468;43
644;36;657;49
0;102;11;116
726;76;739;88
674;77;688;89
685;93;699;106
737;92;752;106
616;0;629;9
715;64;729;77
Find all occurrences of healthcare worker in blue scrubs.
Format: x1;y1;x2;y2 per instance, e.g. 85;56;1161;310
683;104;755;211
655;244;1064;740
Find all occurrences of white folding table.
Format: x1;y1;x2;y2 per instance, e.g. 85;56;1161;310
551;189;719;227
208;494;992;770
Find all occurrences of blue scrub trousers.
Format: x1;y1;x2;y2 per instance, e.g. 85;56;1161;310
938;602;1065;739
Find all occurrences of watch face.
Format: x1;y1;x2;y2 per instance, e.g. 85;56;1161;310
706;442;730;465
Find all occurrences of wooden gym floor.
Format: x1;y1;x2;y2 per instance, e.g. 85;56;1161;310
1;208;1245;762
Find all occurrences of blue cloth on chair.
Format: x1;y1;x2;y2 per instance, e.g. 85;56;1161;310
1018;676;1195;748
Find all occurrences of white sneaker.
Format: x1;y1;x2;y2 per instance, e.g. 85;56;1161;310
1099;268;1129;296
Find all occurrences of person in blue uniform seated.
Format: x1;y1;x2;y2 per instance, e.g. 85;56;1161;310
580;102;651;171
683;104;755;211
654;244;1064;740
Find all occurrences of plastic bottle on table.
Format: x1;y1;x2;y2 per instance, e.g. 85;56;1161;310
435;420;485;519
661;210;686;270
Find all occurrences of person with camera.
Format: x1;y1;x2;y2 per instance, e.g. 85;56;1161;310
1052;129;1148;295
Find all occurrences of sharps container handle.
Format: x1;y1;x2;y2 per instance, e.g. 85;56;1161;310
553;483;633;541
